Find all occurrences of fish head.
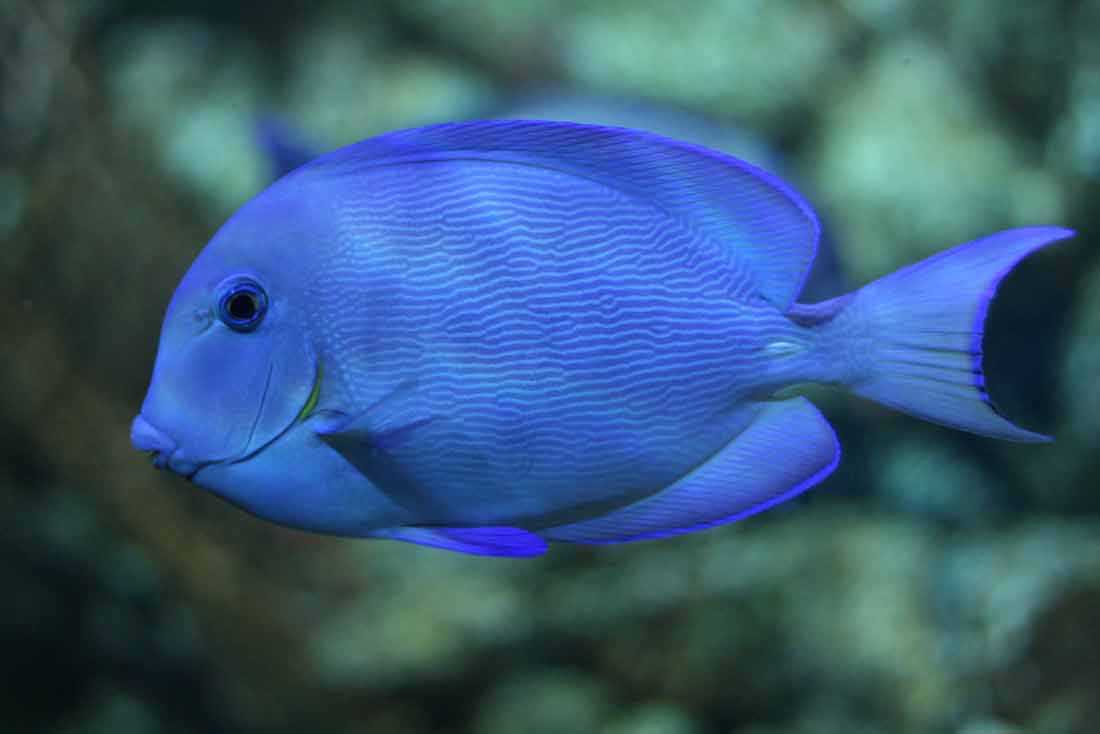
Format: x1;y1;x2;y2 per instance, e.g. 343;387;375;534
132;176;326;507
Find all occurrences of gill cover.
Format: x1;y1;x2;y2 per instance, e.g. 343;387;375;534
138;270;316;469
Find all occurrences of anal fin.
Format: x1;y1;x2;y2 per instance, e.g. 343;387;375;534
541;397;839;544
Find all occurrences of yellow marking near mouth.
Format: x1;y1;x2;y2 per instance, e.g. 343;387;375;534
296;363;322;423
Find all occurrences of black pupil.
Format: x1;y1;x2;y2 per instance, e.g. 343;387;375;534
228;291;257;321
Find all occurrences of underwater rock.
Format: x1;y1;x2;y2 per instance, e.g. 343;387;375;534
813;39;1064;283
105;20;266;220
471;668;612;734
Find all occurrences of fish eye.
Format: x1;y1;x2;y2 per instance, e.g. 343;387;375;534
217;279;267;332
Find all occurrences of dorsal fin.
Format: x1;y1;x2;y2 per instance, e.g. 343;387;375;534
301;120;821;309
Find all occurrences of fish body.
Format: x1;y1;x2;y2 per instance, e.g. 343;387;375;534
132;120;1072;556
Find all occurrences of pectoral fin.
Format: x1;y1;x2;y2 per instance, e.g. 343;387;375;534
317;379;436;451
541;397;840;544
315;380;436;503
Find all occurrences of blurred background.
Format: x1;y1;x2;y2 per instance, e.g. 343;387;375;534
3;1;1099;732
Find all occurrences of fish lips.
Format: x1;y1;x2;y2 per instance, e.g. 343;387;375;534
130;413;204;478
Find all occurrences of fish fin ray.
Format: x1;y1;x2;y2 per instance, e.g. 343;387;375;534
301;119;819;309
375;526;547;557
541;397;839;544
315;381;439;509
847;226;1073;442
316;380;435;451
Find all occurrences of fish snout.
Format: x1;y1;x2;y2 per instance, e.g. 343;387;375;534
131;414;178;470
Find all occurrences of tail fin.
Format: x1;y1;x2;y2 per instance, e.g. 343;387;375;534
846;226;1073;442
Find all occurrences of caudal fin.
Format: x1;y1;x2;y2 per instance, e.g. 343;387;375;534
847;226;1073;442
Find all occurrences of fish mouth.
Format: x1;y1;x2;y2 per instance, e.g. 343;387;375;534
132;361;322;480
131;414;204;478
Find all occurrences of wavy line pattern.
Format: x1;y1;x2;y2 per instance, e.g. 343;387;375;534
304;154;811;526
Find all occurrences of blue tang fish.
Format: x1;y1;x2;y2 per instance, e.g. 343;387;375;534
131;120;1073;557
